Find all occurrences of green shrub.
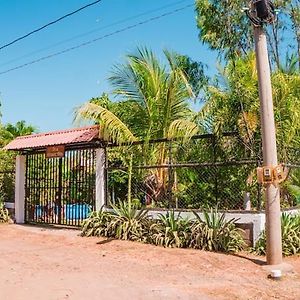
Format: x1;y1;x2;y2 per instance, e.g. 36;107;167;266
81;207;112;237
81;205;246;254
81;202;151;241
190;208;246;253
0;201;9;223
254;213;300;256
107;201;151;242
149;211;191;248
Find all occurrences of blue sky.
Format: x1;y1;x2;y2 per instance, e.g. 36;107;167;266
0;0;218;132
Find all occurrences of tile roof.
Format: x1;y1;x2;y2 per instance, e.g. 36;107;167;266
4;125;100;150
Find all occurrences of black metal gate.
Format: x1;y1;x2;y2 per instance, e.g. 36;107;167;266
25;148;96;226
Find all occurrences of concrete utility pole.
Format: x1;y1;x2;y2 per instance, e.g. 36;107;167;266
246;0;282;265
254;26;282;265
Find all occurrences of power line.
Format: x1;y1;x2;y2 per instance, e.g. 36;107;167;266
0;4;193;76
0;0;189;68
0;0;103;51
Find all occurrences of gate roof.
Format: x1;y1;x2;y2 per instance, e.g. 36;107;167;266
4;125;100;151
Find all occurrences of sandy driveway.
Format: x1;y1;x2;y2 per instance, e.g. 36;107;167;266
0;224;299;300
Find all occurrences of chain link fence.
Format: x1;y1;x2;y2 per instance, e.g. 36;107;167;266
105;134;300;211
1;134;299;212
105;133;268;211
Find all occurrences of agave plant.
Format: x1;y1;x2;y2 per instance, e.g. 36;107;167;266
190;208;245;253
254;213;300;256
107;201;151;242
282;168;300;207
81;207;113;237
0;201;9;223
149;210;191;248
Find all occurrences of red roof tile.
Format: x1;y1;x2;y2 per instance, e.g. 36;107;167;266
4;125;100;150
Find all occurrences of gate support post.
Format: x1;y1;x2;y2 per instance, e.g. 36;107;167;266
95;148;106;210
15;155;26;223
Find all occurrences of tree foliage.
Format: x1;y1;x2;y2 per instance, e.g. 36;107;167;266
75;47;200;144
0;120;36;147
198;53;300;162
195;0;300;69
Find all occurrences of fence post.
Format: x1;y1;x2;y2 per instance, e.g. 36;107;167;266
15;155;26;223
212;136;218;204
96;148;106;210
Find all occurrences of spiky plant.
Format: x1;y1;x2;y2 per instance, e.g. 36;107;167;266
254;213;300;256
81;207;113;237
107;201;151;242
149;210;191;248
0;201;9;223
190;208;245;253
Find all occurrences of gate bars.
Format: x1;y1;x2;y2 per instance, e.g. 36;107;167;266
25;148;96;226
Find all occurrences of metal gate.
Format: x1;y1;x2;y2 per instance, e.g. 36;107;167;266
25;148;96;226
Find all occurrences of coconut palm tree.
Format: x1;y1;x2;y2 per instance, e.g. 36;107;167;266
75;47;198;143
75;47;200;204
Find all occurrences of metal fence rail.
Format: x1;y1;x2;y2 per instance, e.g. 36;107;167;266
105;133;267;211
105;134;300;211
107;162;262;210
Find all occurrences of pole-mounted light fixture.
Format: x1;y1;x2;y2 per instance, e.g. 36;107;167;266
244;1;277;26
255;0;270;20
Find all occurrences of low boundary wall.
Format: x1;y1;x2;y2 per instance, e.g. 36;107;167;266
144;208;300;246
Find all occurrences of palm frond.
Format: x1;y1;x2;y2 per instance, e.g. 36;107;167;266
167;119;198;141
74;102;136;144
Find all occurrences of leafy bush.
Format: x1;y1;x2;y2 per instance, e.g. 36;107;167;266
0;201;9;223
149;211;191;248
190;208;246;253
81;205;246;254
254;213;300;256
107;201;151;242
81;202;151;242
81;207;112;237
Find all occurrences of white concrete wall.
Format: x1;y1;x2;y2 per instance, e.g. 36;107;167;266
146;208;300;245
146;210;265;245
14;155;26;223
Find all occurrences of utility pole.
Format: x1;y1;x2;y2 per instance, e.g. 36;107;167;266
254;26;282;265
246;1;282;265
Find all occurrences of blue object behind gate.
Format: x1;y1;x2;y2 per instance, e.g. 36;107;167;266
65;204;91;220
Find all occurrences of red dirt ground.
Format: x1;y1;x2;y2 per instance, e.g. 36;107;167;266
0;224;299;300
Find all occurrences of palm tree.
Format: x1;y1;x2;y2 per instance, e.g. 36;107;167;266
75;47;200;204
75;47;198;143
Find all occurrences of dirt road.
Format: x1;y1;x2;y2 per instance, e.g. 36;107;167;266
0;224;299;300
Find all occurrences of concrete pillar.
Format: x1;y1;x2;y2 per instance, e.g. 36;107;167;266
15;155;26;223
95;148;106;210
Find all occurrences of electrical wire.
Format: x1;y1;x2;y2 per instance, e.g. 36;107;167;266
0;0;190;68
0;4;193;76
0;0;103;51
